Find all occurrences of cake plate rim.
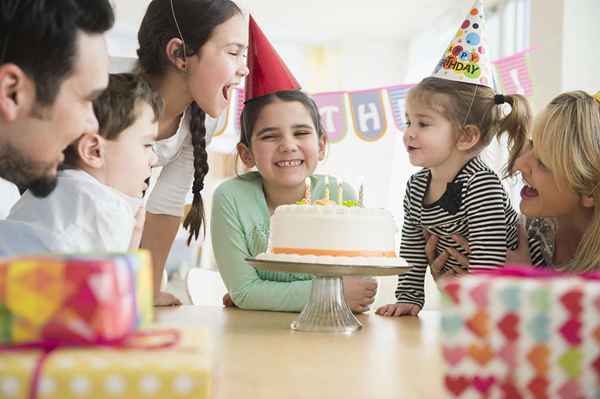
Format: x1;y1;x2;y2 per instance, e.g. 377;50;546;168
245;257;410;277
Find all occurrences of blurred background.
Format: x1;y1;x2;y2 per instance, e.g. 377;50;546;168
2;0;599;308
107;0;600;309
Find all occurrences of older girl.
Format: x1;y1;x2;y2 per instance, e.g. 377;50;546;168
135;0;249;305
211;90;377;312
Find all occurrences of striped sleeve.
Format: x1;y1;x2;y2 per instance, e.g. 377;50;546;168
463;171;511;269
528;235;546;266
526;217;548;267
396;177;429;308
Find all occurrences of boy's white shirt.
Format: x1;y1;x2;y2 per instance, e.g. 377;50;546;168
0;169;141;257
0;177;20;219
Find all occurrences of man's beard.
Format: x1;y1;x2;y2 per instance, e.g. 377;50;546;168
0;143;58;197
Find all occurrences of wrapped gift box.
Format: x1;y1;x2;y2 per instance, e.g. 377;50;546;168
0;329;211;399
440;267;600;398
0;252;153;345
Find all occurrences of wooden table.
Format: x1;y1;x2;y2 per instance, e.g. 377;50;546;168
156;306;445;399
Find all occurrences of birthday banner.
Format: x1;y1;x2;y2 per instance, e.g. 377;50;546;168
208;49;534;153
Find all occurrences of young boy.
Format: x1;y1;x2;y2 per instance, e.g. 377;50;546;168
0;73;162;256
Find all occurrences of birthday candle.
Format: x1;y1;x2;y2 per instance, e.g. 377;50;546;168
304;177;312;204
324;176;330;201
337;180;343;205
358;182;364;207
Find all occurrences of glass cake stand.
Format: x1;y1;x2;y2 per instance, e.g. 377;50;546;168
245;257;409;334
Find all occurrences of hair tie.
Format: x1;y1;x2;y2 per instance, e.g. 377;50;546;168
494;94;506;105
594;91;600;104
192;182;204;195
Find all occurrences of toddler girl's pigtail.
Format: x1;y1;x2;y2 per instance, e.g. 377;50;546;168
496;93;532;177
183;102;209;245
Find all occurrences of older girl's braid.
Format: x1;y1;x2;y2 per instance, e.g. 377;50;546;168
182;101;209;245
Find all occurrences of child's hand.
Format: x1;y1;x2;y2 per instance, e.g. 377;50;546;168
376;303;421;317
222;293;237;308
343;276;378;313
154;291;182;307
128;205;146;250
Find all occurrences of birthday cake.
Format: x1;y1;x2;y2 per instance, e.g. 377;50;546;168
257;203;401;266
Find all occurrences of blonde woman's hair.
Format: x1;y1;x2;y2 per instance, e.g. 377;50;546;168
532;91;600;272
408;77;531;176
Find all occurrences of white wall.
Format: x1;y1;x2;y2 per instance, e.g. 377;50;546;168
528;0;600;111
529;0;564;112
562;0;600;94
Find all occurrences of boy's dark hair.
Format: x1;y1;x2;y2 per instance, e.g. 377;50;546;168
0;0;115;106
63;73;163;166
136;0;243;244
94;73;163;140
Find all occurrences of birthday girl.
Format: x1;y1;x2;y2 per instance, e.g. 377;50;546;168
210;17;377;312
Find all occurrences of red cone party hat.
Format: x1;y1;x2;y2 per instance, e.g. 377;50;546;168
245;15;301;102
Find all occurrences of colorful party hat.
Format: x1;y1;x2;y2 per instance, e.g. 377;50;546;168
432;0;494;88
245;15;301;102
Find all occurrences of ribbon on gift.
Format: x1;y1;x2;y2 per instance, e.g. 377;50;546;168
471;265;600;281
0;328;181;399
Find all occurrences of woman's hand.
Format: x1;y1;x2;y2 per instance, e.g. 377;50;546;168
424;233;470;281
343;276;378;313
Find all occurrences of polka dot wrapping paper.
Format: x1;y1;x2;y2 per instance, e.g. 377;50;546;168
0;329;211;399
0;252;153;345
440;267;600;398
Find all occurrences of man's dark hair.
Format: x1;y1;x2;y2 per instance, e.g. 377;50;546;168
0;0;115;106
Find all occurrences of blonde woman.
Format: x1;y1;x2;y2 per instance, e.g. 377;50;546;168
426;91;600;273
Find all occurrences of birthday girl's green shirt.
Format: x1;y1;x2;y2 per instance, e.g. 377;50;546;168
211;171;357;312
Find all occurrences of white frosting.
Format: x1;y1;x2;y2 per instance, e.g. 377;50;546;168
267;204;397;257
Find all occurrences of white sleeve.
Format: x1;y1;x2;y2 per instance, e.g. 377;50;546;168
146;131;194;217
0;178;20;220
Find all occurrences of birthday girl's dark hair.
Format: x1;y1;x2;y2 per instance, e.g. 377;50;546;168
239;90;325;147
